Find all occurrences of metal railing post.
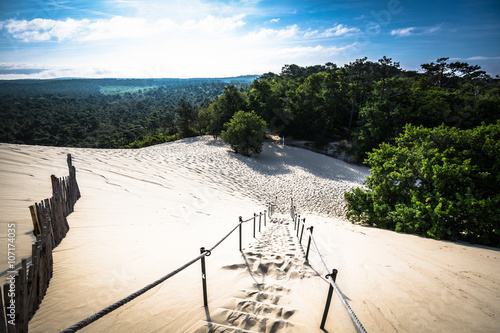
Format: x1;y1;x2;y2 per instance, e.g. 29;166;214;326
299;218;306;244
296;215;301;237
200;247;209;307
259;212;262;232
264;210;267;226
253;213;256;238
320;269;338;329
305;226;313;261
239;216;242;251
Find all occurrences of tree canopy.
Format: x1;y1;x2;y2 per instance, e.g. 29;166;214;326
221;110;267;156
0;78;251;148
344;122;500;247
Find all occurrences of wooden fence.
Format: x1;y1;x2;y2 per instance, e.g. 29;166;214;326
1;154;80;333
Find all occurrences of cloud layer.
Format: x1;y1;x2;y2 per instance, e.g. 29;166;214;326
2;15;247;42
2;0;497;79
0;14;359;78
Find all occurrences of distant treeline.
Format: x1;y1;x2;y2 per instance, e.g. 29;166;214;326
0;77;255;148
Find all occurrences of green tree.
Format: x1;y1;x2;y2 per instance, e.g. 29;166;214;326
374;56;402;101
421;57;451;87
345;122;500;247
201;85;248;138
248;78;280;128
221;110;267;156
174;99;197;137
287;72;328;143
343;57;373;139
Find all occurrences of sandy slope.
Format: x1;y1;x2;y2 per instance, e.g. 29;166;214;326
0;137;498;332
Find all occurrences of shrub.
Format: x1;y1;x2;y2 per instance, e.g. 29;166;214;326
221;110;267;156
121;133;179;149
345;122;500;247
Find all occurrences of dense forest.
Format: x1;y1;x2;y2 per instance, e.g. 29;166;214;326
0;77;256;148
198;57;499;160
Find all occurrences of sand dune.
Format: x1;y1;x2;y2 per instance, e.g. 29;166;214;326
0;137;498;332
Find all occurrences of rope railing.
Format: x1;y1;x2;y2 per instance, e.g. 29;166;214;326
60;209;271;332
60;251;209;333
291;198;367;333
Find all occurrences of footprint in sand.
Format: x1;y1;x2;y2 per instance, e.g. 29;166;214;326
189;218;315;332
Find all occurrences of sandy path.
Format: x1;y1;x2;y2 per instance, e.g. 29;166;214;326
0;137;498;332
188;216;317;332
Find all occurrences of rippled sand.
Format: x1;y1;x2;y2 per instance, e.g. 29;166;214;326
0;137;498;332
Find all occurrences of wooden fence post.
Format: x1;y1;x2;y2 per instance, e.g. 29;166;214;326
29;206;40;238
3;282;15;333
0;284;6;333
16;156;81;330
20;259;28;333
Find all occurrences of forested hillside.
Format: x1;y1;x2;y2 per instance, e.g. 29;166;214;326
0;77;255;148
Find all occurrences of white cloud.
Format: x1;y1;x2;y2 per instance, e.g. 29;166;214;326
1;15;247;42
195;14;246;34
391;27;415;37
0;11;362;78
323;24;359;37
244;24;299;42
466;56;500;61
450;56;500;61
270;18;280;23
391;25;441;37
274;43;356;58
53;18;92;40
424;26;441;34
248;23;358;42
111;0;143;6
304;24;359;38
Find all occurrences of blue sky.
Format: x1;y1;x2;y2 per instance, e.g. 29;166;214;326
0;0;499;79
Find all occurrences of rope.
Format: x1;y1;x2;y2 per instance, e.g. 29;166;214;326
308;228;329;274
60;251;208;332
209;214;260;252
61;213;262;332
209;221;241;252
307;228;367;333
